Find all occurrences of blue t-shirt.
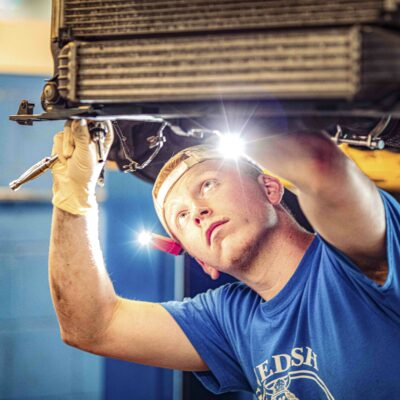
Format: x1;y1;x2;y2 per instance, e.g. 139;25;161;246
162;190;400;399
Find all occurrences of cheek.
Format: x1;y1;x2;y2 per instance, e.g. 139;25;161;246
177;229;206;258
220;188;268;222
222;182;265;210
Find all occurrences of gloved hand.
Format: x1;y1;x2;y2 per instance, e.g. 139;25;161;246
51;119;114;215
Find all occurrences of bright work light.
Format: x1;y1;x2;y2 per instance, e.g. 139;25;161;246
137;230;183;256
217;133;245;159
137;230;153;246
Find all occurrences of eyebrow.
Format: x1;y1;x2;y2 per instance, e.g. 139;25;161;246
165;170;216;219
166;199;184;217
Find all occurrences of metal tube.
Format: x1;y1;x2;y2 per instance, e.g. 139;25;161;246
9;154;59;191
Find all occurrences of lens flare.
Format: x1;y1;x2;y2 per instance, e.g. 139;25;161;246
137;230;152;246
218;133;245;159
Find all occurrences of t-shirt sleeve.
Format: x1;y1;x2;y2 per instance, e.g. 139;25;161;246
318;189;400;298
377;189;400;293
161;285;251;394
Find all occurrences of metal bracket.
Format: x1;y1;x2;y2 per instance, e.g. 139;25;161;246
332;116;391;149
113;121;168;173
9;103;95;124
13;100;35;126
58;26;72;47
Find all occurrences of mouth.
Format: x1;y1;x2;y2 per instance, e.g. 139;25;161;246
206;220;228;246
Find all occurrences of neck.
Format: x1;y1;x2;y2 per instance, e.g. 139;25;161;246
235;210;315;301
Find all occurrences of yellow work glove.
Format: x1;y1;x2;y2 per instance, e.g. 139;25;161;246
51;119;114;215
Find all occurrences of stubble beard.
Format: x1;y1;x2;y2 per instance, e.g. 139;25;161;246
222;224;270;275
227;205;278;275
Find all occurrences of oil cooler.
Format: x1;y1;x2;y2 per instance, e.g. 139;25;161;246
10;0;400;185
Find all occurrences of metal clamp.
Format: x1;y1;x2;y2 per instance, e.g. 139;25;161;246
332;116;390;150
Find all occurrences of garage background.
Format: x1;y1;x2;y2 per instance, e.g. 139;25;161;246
0;1;252;399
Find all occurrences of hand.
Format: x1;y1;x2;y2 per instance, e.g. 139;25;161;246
51;119;114;215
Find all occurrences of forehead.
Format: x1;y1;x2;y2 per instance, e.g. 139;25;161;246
164;159;225;206
163;158;260;210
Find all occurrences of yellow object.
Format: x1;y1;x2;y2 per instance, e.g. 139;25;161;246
338;144;400;192
264;144;400;193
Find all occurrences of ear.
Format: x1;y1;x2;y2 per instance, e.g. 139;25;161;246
257;174;284;205
195;258;221;280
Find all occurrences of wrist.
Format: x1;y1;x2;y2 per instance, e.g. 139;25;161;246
52;180;98;216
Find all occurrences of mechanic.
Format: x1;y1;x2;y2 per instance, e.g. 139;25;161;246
49;119;400;399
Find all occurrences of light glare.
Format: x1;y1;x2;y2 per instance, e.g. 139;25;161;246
218;134;245;159
138;230;152;246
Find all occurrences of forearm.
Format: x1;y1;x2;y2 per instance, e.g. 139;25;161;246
49;206;118;345
246;128;386;266
246;130;346;196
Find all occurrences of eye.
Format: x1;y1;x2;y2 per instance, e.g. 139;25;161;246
202;179;217;193
177;210;189;225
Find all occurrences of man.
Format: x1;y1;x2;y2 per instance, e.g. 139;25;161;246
49;119;400;399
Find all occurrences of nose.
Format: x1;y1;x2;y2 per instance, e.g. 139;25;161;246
193;206;211;226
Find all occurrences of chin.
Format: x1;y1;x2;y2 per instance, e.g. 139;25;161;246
218;232;263;271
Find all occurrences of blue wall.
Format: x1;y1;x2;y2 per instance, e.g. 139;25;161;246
0;75;177;399
0;75;62;190
103;170;176;400
0;203;103;400
0;75;103;399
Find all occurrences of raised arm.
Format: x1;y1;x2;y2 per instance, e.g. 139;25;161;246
49;120;207;371
246;130;387;280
